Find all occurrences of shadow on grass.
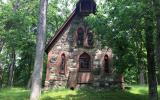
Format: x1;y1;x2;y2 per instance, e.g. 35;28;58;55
41;88;148;100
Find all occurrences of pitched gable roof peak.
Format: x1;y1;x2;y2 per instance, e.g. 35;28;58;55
45;0;96;53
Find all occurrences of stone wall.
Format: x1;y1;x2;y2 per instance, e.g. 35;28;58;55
45;15;117;89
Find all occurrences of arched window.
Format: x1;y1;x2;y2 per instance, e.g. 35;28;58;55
104;55;109;73
77;28;84;47
60;54;65;74
87;30;93;47
79;52;91;71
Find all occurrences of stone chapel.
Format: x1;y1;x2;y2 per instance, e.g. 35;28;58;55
45;0;123;89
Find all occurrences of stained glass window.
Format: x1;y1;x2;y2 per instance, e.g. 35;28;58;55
79;53;90;71
77;28;84;47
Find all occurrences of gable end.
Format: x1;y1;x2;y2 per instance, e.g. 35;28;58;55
45;10;76;53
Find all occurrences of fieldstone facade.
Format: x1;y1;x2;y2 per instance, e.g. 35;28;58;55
45;0;122;89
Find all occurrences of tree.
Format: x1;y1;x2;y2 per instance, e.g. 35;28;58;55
145;13;158;100
0;39;4;88
0;0;73;88
152;0;160;84
7;0;19;87
85;0;148;85
85;1;158;97
30;0;48;99
8;49;16;87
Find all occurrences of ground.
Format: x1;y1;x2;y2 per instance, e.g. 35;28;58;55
0;86;159;100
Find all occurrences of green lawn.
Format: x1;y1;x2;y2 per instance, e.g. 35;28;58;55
0;86;159;100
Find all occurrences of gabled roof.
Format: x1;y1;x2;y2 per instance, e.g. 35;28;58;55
45;10;76;53
45;0;96;53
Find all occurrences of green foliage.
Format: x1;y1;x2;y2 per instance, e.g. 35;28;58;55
0;0;38;87
124;67;139;84
84;0;153;84
0;0;77;87
0;0;159;88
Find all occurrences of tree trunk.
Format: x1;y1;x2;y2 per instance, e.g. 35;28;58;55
139;70;145;85
0;63;2;88
8;49;16;87
158;72;160;85
30;0;48;99
0;40;3;52
119;74;124;90
145;68;148;84
0;40;4;88
6;0;20;88
12;0;20;13
27;53;34;89
152;0;160;85
27;74;32;89
145;16;158;100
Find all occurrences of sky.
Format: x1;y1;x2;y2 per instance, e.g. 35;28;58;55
2;0;8;3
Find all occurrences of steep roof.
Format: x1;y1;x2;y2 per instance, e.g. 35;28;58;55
45;0;96;53
45;10;76;53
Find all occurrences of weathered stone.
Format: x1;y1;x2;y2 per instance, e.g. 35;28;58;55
92;68;101;75
44;0;120;89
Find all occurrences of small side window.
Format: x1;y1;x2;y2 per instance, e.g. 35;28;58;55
60;54;65;74
104;55;109;74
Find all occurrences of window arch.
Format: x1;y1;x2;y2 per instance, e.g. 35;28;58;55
104;55;109;73
79;52;91;71
77;27;84;47
86;29;93;47
60;54;65;74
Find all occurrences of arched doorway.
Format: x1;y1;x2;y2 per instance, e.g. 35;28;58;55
78;52;92;84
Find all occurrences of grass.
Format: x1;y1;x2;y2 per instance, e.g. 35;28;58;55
0;86;159;100
0;88;30;100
